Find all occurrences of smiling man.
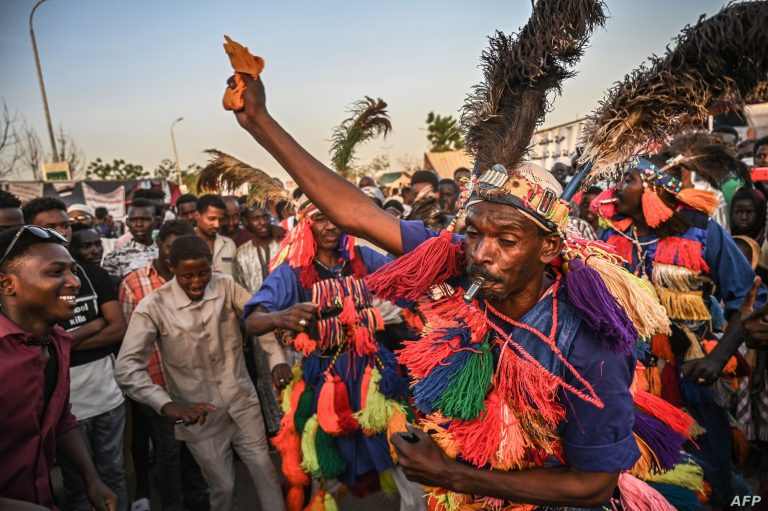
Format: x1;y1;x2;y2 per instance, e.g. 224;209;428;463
115;234;284;511
0;225;117;510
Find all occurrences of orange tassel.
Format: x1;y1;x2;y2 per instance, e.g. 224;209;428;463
642;186;674;228
676;187;720;215
286;485;305;511
293;332;317;356
651;333;674;362
353;326;378;356
317;373;359;435
634;364;650;393
702;340;737;374
646;365;662;397
634;389;694;439
655;237;709;273
304;490;325;511
359;365;373;410
339;294;359;326
612;217;634;233
447;391;503;468
317;374;341;434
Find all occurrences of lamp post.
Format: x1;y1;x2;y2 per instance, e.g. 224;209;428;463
170;117;184;186
29;0;58;162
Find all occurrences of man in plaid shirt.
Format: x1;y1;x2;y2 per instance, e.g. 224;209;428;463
119;220;208;511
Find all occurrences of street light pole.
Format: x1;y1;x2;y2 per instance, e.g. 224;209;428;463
170;117;184;185
29;0;58;162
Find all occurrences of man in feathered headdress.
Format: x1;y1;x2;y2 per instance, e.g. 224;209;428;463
579;2;768;507
221;1;694;509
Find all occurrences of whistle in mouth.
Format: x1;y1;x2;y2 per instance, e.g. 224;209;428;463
463;278;485;303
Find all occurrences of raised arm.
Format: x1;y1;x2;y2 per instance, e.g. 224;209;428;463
232;75;404;255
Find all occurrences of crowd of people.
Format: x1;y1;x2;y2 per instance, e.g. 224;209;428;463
2;127;767;511
3;1;768;510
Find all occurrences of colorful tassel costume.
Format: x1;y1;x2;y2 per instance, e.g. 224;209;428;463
245;201;412;509
364;161;688;510
595;155;759;507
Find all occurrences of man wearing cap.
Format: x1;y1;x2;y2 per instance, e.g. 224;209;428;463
67;204;96;226
0;225;117;510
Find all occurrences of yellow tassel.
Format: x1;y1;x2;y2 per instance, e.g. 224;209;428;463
300;415;321;478
652;263;704;292
586;255;671;337
281;364;303;414
323;491;339;511
655;286;711;321
354;368;395;434
645;457;705;492
683;335;707;363
379;469;398;497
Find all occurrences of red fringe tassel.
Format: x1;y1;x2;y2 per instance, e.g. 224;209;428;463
655;237;709;273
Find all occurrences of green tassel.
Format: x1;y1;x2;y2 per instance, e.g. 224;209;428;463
300;414;321;478
294;383;315;434
354;368;394;433
379;468;397;497
316;428;347;480
434;340;493;421
281;364;303;414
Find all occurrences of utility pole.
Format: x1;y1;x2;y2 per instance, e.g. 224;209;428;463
171;117;184;185
29;0;58;162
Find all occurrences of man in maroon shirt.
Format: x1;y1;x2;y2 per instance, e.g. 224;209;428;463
0;225;116;510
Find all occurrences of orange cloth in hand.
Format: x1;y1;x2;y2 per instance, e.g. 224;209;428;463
222;35;264;111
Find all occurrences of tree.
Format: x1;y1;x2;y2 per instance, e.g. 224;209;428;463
18;122;84;180
359;154;390;176
330;96;392;180
86;158;149;180
20;123;44;180
426;111;463;152
0;100;21;177
154;158;177;179
54;126;85;179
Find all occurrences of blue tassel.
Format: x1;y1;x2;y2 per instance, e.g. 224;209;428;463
413;344;477;414
302;355;322;386
376;346;409;400
708;298;725;330
679;379;714;404
647;482;702;511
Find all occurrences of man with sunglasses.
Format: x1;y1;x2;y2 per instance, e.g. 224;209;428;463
0;225;117;510
59;223;128;511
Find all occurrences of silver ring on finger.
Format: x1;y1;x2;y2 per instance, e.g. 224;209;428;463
697;377;706;384
299;319;308;327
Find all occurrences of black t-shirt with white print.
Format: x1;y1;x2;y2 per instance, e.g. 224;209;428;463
59;263;119;367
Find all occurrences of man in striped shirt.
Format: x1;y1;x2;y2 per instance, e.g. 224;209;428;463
119;220;208;511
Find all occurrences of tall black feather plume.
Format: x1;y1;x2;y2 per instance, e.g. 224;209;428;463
582;1;768;179
460;0;606;173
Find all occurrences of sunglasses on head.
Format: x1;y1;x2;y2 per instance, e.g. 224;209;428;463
0;225;68;267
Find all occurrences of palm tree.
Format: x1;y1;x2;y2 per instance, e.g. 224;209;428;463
426;111;463;152
330;96;392;180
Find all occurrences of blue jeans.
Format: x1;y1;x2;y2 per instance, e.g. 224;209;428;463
61;403;128;511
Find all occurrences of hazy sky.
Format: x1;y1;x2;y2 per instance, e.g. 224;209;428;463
0;0;728;180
